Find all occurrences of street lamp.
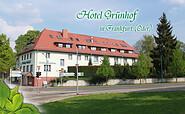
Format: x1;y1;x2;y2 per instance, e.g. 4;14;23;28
160;46;165;83
42;53;48;87
67;41;79;95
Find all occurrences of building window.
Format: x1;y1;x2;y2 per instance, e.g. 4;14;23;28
94;56;98;62
23;66;25;72
30;53;32;59
120;50;124;53
76;38;79;41
22;56;23;61
66;44;71;48
60;59;64;66
70;37;73;41
111;49;116;52
24;55;26;60
91;47;96;51
47;53;50;58
44;65;51;72
30;65;33;72
20;66;22;71
123;58;127;65
114;57;118;64
78;45;86;49
129;51;133;54
49;35;53;38
58;44;63;47
27;54;29;59
132;58;135;64
68;54;72;60
57;35;63;39
78;55;81;60
26;65;29;72
85;55;88;61
101;48;106;51
82;46;86;49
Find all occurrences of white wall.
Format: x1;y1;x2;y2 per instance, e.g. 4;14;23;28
19;50;135;78
59;78;185;86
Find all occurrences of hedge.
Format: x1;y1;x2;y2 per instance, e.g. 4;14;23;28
68;65;135;79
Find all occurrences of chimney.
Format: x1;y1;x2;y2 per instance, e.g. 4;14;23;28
62;29;68;38
91;37;93;43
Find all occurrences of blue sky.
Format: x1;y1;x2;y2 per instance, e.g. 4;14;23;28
0;0;185;51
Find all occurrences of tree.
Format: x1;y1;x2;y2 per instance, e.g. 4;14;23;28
15;30;40;53
177;40;185;60
96;55;114;84
0;34;16;78
168;48;185;81
88;57;92;65
133;35;155;54
133;35;155;68
150;13;177;77
132;52;150;84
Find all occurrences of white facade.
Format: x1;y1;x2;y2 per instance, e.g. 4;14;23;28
19;50;136;78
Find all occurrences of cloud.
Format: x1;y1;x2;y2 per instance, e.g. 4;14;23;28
0;18;34;50
3;3;43;25
162;0;185;5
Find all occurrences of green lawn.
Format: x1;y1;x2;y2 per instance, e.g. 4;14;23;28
40;91;185;114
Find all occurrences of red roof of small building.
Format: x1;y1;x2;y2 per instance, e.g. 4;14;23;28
18;28;139;58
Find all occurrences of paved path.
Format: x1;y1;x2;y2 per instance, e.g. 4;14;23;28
7;83;185;106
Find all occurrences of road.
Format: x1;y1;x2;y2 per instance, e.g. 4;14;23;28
7;83;185;106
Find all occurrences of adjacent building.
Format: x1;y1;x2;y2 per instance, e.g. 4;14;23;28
17;28;139;86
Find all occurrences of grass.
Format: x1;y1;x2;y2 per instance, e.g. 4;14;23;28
40;91;185;114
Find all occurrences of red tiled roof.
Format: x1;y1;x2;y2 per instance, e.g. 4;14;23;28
18;28;139;58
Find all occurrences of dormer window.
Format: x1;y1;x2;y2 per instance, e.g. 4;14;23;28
76;38;79;41
57;35;62;39
107;43;110;45
91;47;96;50
111;49;116;52
49;35;53;38
112;43;115;46
103;42;106;45
120;50;124;53
96;41;99;44
66;44;71;48
116;43;119;46
58;44;63;47
128;51;133;54
121;44;127;47
70;37;73;41
86;40;90;43
101;48;106;51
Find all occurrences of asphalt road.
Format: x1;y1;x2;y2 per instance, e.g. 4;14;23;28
7;83;185;106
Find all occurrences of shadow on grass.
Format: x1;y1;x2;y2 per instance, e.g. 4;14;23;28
40;91;185;114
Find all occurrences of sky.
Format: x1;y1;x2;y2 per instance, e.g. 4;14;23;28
0;0;185;52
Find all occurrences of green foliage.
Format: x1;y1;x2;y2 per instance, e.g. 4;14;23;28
68;66;99;78
150;12;177;77
168;48;185;77
177;40;185;60
96;55;115;84
15;30;40;53
68;65;135;82
132;52;150;83
0;81;40;113
0;34;16;75
113;64;124;79
88;57;92;65
123;64;134;79
133;35;155;68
